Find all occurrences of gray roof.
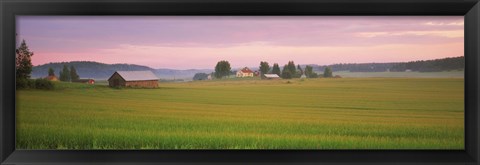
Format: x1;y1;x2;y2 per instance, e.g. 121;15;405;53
264;74;280;78
115;71;158;81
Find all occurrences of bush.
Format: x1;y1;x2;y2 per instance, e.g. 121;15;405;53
308;73;319;78
293;72;302;78
281;71;292;79
34;78;54;90
16;78;36;89
16;78;28;89
27;79;36;89
193;73;209;81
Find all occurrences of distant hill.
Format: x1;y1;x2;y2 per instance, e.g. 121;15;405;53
31;61;213;80
154;68;213;80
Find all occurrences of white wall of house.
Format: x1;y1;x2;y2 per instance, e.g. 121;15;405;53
236;71;253;77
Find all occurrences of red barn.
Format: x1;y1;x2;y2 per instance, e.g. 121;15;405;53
75;79;95;84
108;71;159;88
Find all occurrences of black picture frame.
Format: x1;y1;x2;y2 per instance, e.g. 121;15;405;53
1;0;479;164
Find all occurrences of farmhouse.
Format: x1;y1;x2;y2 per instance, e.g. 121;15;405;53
45;75;59;81
236;67;254;77
74;78;95;84
263;74;281;80
108;71;159;88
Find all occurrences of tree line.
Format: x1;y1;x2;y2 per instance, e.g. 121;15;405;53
389;56;464;72
211;60;333;79
318;56;464;72
55;65;80;82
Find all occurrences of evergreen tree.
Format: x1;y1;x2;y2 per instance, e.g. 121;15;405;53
305;65;313;77
323;67;333;78
16;40;34;79
304;65;318;78
259;61;270;76
48;67;55;76
296;64;304;78
287;61;296;76
70;66;80;82
297;64;303;75
281;64;292;79
59;65;71;82
271;63;281;76
15;39;34;89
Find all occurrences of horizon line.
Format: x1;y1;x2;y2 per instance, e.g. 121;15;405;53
33;55;465;70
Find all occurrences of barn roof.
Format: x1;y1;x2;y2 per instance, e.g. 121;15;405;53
264;74;280;78
239;67;253;73
114;71;158;81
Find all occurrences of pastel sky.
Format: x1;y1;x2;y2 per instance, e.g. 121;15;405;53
17;16;464;69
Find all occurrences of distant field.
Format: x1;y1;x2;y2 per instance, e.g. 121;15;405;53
334;70;464;78
16;78;464;149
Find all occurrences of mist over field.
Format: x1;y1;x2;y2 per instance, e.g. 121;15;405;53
30;56;464;81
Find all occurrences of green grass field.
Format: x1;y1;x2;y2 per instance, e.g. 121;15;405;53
16;78;464;149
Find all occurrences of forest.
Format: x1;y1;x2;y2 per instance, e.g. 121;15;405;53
317;56;464;72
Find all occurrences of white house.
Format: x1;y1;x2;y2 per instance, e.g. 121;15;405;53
236;67;254;77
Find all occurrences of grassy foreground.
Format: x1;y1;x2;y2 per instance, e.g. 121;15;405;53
16;78;464;149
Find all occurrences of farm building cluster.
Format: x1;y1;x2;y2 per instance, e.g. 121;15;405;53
235;67;280;79
44;70;160;88
43;66;287;89
192;67;280;80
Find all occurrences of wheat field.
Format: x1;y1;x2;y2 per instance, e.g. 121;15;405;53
16;78;464;149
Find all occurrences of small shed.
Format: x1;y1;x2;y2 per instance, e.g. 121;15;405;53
108;71;159;88
75;78;95;84
263;74;281;80
45;75;59;81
